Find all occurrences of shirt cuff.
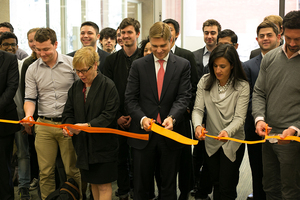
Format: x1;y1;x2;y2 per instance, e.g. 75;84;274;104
289;126;300;136
255;117;264;125
140;116;147;129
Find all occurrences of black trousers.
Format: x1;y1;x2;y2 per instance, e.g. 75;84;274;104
0;134;15;200
247;143;265;200
117;135;131;197
132;133;181;200
206;144;245;200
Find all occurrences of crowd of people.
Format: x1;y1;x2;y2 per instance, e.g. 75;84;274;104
0;9;299;200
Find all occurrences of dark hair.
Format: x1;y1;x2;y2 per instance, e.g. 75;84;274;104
202;19;221;33
34;28;57;44
0;31;18;45
283;10;300;30
205;44;247;91
256;20;279;36
138;36;150;58
100;27;117;44
163;18;180;34
0;22;14;32
81;21;100;34
119;18;140;34
217;29;238;44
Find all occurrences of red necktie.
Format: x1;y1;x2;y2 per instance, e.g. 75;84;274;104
157;60;165;124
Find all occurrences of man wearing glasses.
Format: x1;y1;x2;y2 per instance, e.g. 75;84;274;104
22;28;81;200
0;31;33;200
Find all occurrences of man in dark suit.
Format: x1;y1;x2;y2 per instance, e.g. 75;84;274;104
193;19;221;81
243;20;280;200
125;21;191;200
249;15;283;59
67;21;109;72
0;50;20;200
163;18;198;200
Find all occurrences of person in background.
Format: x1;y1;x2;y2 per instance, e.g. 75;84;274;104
68;21;109;72
116;27;124;49
62;46;120;200
0;31;32;200
20;27;40;192
138;36;151;57
0;22;28;60
249;15;283;59
243;20;280;200
192;18;222;200
99;27;117;54
192;44;249;200
0;40;19;200
103;18;141;200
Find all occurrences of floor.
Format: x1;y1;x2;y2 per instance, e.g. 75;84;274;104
14;146;252;200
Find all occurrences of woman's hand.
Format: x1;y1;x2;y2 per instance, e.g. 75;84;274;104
216;130;229;142
195;126;207;140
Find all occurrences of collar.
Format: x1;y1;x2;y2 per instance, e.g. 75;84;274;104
122;46;139;58
282;43;300;59
171;45;176;53
153;52;170;63
203;46;210;55
39;51;61;68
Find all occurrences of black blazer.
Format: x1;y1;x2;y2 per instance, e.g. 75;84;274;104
67;47;109;72
125;53;192;150
0;50;20;136
174;46;199;109
62;73;120;170
249;48;261;59
193;47;205;81
243;54;262;140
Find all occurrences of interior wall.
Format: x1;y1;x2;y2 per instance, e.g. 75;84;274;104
0;0;10;22
140;0;154;39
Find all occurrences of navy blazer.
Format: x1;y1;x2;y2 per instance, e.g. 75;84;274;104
125;53;192;150
67;47;109;72
0;50;20;136
243;54;262;140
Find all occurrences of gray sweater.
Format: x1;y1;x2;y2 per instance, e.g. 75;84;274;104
192;74;249;162
252;46;300;133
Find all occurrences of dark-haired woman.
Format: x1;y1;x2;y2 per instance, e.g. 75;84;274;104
192;44;249;200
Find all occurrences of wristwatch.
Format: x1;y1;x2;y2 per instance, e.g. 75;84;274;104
167;115;176;125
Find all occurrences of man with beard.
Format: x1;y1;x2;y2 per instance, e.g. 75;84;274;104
102;18;141;200
68;21;109;72
252;10;300;199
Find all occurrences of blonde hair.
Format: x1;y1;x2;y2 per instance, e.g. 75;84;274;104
73;46;99;69
264;15;283;31
149;22;171;41
27;28;40;38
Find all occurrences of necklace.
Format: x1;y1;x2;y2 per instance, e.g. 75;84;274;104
218;79;231;94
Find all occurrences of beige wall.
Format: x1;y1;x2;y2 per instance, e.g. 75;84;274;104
140;0;154;40
0;0;10;22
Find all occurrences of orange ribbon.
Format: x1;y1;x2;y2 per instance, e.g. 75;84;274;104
2;119;300;145
17;118;149;141
204;124;300;143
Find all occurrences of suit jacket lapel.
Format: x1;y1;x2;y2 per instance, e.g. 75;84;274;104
144;55;159;101
160;53;176;101
0;51;4;69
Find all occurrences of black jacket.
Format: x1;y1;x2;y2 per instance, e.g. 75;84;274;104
62;73;120;170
